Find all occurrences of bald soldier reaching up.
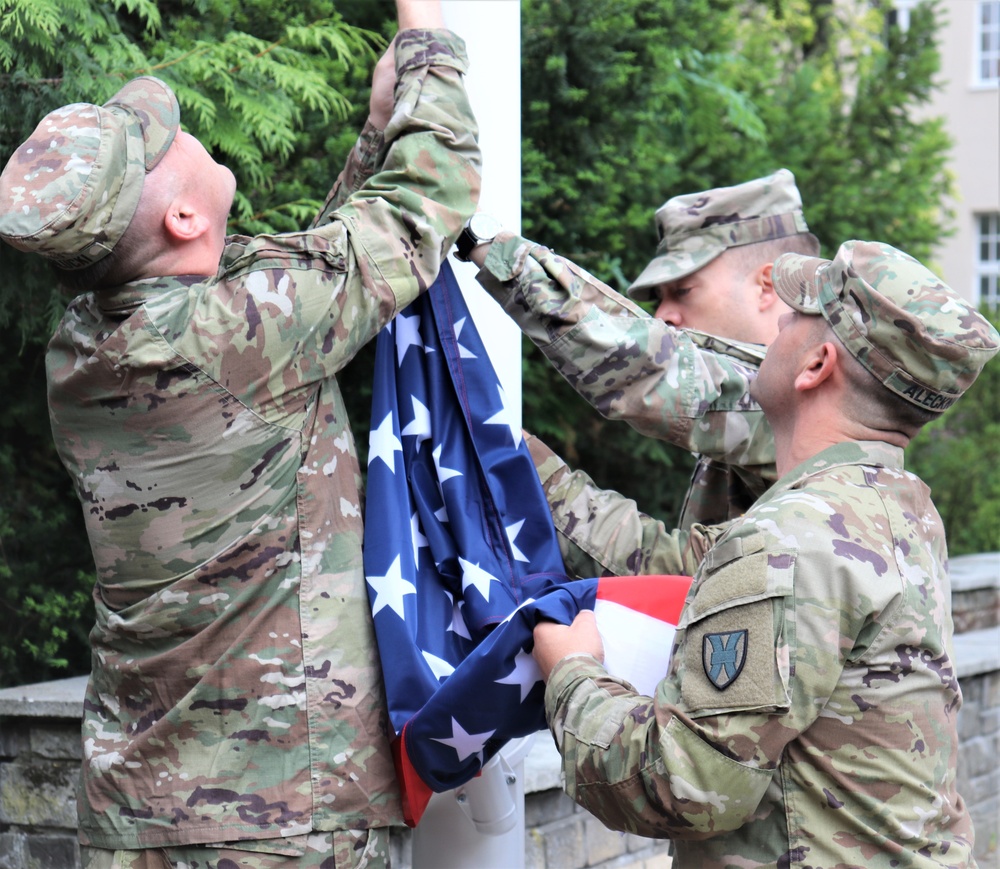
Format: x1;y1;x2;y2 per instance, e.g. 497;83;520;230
0;1;480;865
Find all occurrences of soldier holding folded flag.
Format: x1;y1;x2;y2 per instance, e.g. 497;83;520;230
532;241;997;868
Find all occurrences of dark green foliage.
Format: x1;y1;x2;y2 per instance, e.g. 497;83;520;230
0;328;94;683
906;308;1000;556
520;0;746;282
0;0;386;686
0;0;384;339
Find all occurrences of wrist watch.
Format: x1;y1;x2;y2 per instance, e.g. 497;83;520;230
454;213;502;262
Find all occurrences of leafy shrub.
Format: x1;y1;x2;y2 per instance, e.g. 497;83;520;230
906;308;1000;556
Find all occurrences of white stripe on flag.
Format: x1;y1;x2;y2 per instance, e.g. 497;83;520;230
594;598;677;697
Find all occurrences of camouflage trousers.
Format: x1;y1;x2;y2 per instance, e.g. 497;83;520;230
80;828;391;869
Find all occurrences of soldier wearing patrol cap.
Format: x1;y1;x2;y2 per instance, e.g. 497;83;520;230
628;169;819;347
533;240;998;868
465;170;820;584
0;1;482;865
0;75;182;278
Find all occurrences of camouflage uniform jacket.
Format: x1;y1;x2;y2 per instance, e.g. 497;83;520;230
45;30;480;849
544;440;975;868
475;234;774;570
479;233;775;528
523;431;721;581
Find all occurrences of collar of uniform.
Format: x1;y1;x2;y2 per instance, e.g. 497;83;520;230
95;273;204;317
757;440;907;503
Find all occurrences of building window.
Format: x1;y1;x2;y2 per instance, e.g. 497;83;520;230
978;213;1000;309
977;1;1000;84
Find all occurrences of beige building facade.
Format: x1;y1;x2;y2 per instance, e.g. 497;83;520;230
911;0;999;307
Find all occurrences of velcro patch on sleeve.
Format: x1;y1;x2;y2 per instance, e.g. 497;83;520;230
681;551;789;716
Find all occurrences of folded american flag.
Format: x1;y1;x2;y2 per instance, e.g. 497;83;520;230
363;263;691;826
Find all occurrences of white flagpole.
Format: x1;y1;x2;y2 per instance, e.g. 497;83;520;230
444;0;522;422
411;2;529;867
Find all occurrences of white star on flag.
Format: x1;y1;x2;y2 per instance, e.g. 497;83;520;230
446;595;471;640
368;412;402;471
423;650;456;681
401;396;432;446
410;513;428;566
496;648;543;702
505;518;529;562
432;444;463;484
395;312;424;364
500;597;537;626
484;384;521;446
431;717;496;762
459;557;500;601
366;555;416;618
453;317;478;359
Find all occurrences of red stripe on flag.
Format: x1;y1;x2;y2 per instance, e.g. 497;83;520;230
596;574;691;625
393;724;435;827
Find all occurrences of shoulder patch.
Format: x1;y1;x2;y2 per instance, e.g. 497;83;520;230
702;629;748;690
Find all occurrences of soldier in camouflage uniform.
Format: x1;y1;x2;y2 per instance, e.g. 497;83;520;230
464;171;819;579
532;240;998;868
0;1;480;865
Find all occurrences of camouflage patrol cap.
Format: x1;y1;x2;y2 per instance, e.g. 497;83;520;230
773;240;1000;413
0;76;179;270
628;169;810;301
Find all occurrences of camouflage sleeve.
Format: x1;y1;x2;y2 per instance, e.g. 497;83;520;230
478;234;774;468
541;529;796;838
173;29;480;415
329;28;481;313
312;119;386;224
526;432;716;579
543;655;777;839
542;500;890;841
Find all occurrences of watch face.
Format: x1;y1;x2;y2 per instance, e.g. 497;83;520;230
469;212;501;240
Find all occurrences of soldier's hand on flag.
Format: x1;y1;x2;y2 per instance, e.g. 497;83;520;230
532;611;605;681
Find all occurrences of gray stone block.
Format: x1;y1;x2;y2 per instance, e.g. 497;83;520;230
524;828;546;869
0;831;28;869
26;834;79;869
0;723;29;760
981;705;1000;737
626;833;670;855
583;814;628;864
525;788;575;828
542;816;585;869
0;758;77;827
985;673;1000;707
961;740;998;790
959;698;984;741
966;767;1000;808
640;851;675;869
30;726;81;762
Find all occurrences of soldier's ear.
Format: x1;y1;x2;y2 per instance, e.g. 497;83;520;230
756;264;780;311
794;339;837;393
163;198;210;243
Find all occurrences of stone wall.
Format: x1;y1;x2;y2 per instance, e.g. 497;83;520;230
0;681;83;869
2;552;997;869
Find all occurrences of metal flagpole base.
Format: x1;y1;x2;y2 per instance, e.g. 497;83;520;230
411;734;534;868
